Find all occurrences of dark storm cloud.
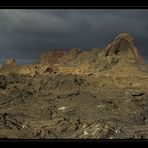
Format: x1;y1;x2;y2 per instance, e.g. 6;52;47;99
0;9;148;64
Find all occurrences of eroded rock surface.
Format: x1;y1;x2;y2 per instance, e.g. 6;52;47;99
0;33;148;139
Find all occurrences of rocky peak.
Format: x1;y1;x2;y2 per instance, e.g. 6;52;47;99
0;58;17;73
104;33;144;64
4;58;17;66
38;48;65;65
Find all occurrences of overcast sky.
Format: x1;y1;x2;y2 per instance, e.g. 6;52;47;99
0;9;148;64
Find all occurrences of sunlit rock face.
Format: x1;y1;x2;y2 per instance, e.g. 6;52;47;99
0;58;17;73
38;48;65;65
3;58;17;67
0;33;146;76
104;33;144;64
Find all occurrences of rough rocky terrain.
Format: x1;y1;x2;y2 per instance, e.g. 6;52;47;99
0;33;148;139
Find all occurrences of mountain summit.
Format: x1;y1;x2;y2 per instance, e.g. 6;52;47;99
104;33;144;64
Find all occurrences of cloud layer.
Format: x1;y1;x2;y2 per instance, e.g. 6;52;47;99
0;9;148;64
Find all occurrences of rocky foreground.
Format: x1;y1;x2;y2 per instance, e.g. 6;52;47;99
0;33;148;139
